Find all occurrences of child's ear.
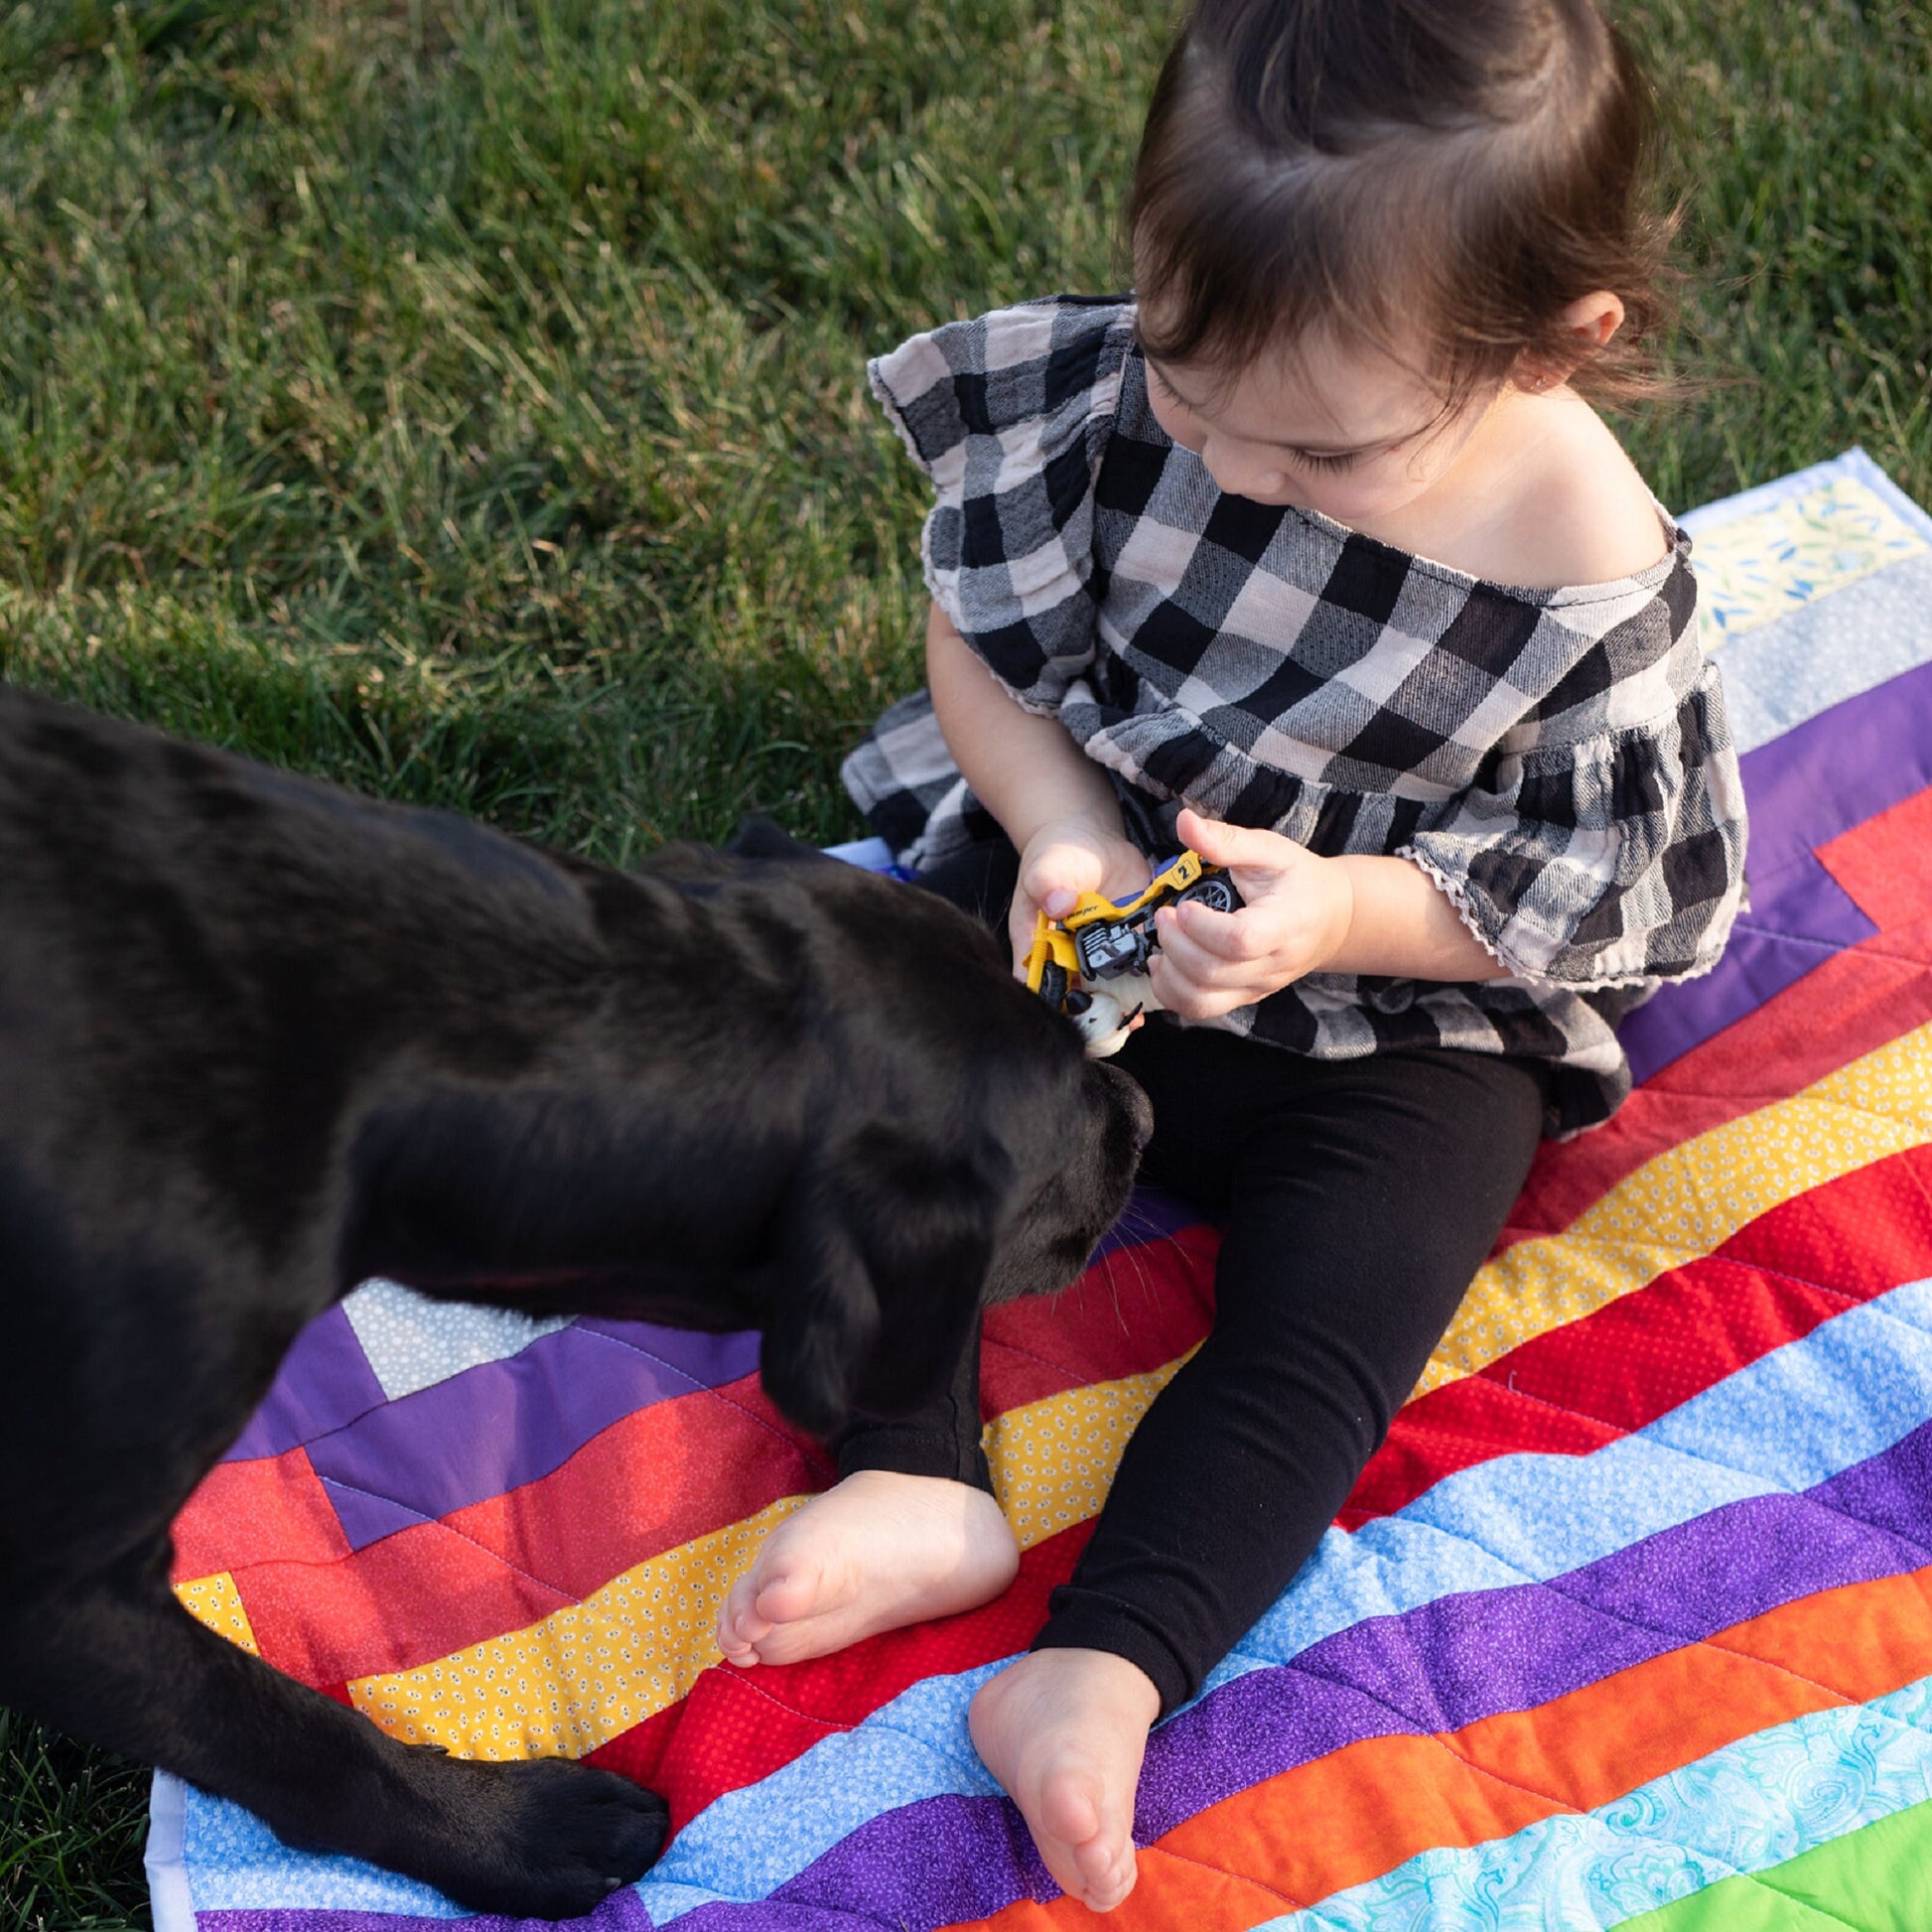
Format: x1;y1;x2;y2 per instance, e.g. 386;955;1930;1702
1515;292;1626;393
1559;291;1626;354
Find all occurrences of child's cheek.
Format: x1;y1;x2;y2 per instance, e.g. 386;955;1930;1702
1146;386;1204;455
1311;469;1434;524
1301;479;1397;523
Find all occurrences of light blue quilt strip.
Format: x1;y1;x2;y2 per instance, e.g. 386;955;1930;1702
175;1271;1932;1919
1245;1674;1932;1932
1678;448;1932;756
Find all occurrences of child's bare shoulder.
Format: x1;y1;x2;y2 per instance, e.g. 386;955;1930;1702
1491;395;1672;590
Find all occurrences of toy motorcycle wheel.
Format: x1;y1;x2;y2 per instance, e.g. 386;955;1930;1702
1180;876;1241;914
1038;961;1071;1011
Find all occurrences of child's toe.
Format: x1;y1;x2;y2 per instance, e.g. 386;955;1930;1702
1036;1767;1103;1849
1073;1835;1137;1912
752;1565;824;1624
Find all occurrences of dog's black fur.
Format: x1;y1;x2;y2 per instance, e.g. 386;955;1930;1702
0;684;1149;1917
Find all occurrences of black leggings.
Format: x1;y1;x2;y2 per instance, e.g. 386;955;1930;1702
837;841;1549;1717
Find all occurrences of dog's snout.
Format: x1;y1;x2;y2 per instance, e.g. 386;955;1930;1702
1094;1059;1154;1157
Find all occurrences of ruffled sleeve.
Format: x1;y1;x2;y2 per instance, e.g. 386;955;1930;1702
1401;662;1748;988
870;297;1136;714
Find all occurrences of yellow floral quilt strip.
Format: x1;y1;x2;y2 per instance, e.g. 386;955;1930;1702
175;1571;260;1656
1419;1021;1932;1394
1692;470;1930;642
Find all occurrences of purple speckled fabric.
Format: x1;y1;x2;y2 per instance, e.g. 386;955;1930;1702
224;1308;388;1462
1622;654;1932;1081
200;1880;662;1932
304;1321;765;1549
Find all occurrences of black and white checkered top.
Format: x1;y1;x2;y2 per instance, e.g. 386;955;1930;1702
843;298;1748;1135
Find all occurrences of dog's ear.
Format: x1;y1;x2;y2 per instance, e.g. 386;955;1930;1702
727;815;832;865
759;1168;883;1441
759;1130;1008;1438
848;1131;1010;1421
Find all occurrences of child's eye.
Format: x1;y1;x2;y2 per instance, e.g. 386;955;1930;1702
1292;449;1361;476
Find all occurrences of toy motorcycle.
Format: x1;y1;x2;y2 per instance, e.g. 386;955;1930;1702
1024;850;1242;1056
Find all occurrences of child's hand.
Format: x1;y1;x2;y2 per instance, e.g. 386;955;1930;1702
1011;817;1152;977
1149;807;1354;1021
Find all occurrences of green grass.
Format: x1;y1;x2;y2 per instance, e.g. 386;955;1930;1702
0;0;1172;856
0;1707;150;1931
0;0;1927;1922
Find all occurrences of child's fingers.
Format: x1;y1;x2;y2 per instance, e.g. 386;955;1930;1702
1164;897;1248;957
1153;913;1260;991
1007;895;1041;979
1175;806;1298;874
1149;912;1213;983
1023;860;1096;920
1159;898;1271;966
1022;837;1130;917
1156;898;1312;1009
1148;949;1245;1021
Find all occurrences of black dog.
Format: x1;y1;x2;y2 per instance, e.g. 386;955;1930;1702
0;684;1148;1917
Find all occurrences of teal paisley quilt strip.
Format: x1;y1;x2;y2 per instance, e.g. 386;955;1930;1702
1248;1675;1932;1931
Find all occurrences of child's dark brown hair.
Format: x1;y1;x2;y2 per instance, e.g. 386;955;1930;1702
1128;0;1675;406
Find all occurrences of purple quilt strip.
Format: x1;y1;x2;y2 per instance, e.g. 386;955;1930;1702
225;1307;390;1463
305;1321;768;1552
197;1415;1932;1932
224;1183;1205;1545
226;1311;764;1470
1622;655;1932;1083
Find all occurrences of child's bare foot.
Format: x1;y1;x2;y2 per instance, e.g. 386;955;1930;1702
715;1469;1019;1667
968;1647;1162;1913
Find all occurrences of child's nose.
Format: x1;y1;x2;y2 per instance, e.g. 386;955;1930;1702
1202;441;1286;502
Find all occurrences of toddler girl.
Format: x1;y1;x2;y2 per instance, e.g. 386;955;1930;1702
718;0;1747;1910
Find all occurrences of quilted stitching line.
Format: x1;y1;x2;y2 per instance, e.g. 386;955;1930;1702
1252;1648;1612;1828
1721;1845;1911;1932
1135;1838;1312;1913
1206;1424;1932;1870
1460;1259;1869;1414
1262;1687;1932;1929
1282;1832;1876;1932
218;1343;850;1621
229;1428;825;1612
1358;1704;1919;1932
810;1288;1932;1856
1367;1730;1924;1932
705;1665;857;1736
1438;1246;1869;1444
1692;1583;1932;1714
1479;1512;1932;1724
574;1324;839;1480
679;1660;1001;1789
1894;1140;1932;1223
303;1472;580;1603
1384;1282;1932;1590
1213;1397;1932;1723
220;1152;1931;1606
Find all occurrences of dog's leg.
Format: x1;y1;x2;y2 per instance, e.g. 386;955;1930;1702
0;1548;667;1918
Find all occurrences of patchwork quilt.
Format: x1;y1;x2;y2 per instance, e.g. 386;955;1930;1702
148;449;1932;1929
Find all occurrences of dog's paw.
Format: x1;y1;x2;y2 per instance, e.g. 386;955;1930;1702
426;1754;669;1919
